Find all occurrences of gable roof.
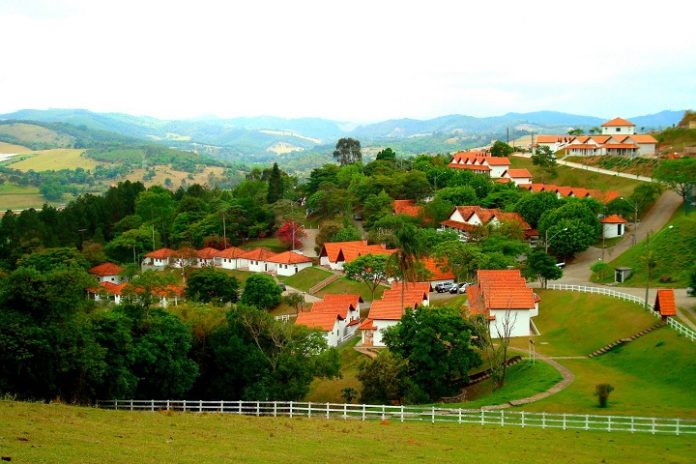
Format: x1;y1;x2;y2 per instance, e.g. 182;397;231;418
295;311;343;331
654;289;676;317
602;117;635;127
466;269;536;316
448;163;491;171
240;247;277;261
215;246;246;259
393;199;424;218
601;214;628;224
145;248;177;259
506;168;533;178
422;257;455;281
631;134;658;144
535;135;576;144
196;247;220;259
88;262;124;277
320;241;367;262
267;251;313;264
445;206;532;232
485;157;511;166
322;293;363;306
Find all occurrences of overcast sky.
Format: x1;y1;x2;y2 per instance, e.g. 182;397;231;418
1;0;694;122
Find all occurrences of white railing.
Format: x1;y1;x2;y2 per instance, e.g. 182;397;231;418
546;284;696;342
274;314;297;322
96;400;696;436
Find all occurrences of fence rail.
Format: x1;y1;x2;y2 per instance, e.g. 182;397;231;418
95;399;696;436
546;284;696;342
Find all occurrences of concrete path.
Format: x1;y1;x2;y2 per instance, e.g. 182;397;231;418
284;284;321;304
481;347;575;411
512;152;655;182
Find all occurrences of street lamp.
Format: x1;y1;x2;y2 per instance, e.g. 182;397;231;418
620;196;639;245
545;227;569;254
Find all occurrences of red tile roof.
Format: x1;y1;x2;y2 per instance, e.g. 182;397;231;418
196;247;220;259
145;248;177;259
448;163;491;171
466;269;536;317
442;206;532;233
506;168;533;178
240;248;277;261
215;246;246;259
88;262;124;277
422;257;455;281
485;157;511;166
322;293;363;307
393;199;424;218
337;243;395;264
359;318;377;330
88;281;128;295
601;214;628;224
520;183;619;204
655;289;676;317
602;117;635;127
295;311;343;331
536;135;576;144
267;251;313;264
321;241;367;262
632;134;658;144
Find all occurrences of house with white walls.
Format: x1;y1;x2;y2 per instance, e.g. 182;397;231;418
88;262;124;284
601;214;628;238
266;251;313;276
214;246;246;269
295;311;345;347
439;206;536;242
447;151;511;179
239;248;277;272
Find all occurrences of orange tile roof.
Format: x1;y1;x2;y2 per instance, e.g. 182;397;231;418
440;219;477;232
604;143;638;149
655;289;676;317
267;251;313;264
88;262;124;277
296;311;343;331
338;243;395;264
520;183;619;204
367;300;407;320
444;206;531;232
495;178;512;184
591;135;612;144
393;199;424;218
359;318;377;330
388;281;432;293
451;151;489;162
311;301;354;318
215;246;246;258
240;247;277;261
485;157;511;166
321;241;367;262
465;269;536;316
88;281;128;295
506;168;532;178
448;163;491;171
322;293;363;306
602;117;635;127
632;134;658;144
601;214;628;224
535;135;575;144
422;257;455;281
145;248;177;259
196;247;220;259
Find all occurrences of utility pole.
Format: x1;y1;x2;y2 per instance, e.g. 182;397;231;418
222;212;227;248
151;226;156;251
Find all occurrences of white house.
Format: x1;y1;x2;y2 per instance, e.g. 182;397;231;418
320;241;366;269
196;248;219;267
466;269;539;338
239;248;277;272
214;246;246;269
601;117;636;135
311;294;364;341
88;262;124;284
502;168;533;186
88;281;127;305
447;151;511;179
319;241;394;271
267;251;313;276
295;311;345;347
601;214;628;239
142;248;177;270
439;206;536;243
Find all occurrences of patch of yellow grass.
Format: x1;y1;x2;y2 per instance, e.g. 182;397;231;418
124;166;226;189
0;141;31;154
8;149;99;172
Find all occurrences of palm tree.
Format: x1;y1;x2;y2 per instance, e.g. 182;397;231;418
389;224;425;311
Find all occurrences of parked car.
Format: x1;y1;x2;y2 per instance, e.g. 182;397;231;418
449;282;471;294
435;282;456;293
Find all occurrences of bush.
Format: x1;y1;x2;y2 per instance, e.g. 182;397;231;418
241;274;282;310
595;383;614;408
659;275;673;283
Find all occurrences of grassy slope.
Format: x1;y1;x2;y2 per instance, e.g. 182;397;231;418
307;338;363;402
0;122;73;146
278;266;332;292
8;148;99;171
656;127;696;154
318;277;386;303
241;237;288;253
509;156;642;197
0;141;32;153
510;290;657;357
0;184;47;210
565;155;659;177
123;166;226;189
1;401;693;464
526;329;696;418
595;211;696;287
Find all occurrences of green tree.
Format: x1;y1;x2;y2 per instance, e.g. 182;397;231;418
524;249;562;288
357;351;407;404
17;247;90;272
653;157;696;213
383;306;481;401
363;190;393;229
104;226;153;264
531;145;557;176
123;270;178;311
241;274;282;310
435;186;478;206
402;170;431;201
434;241;482;281
375;147;397;162
514;192;563;229
333;138;362;166
567;128;583;136
331;225;362;242
343;254;389;301
389;223;426;310
539;201;600;256
135;187;176;246
490;141;514;157
266;162;284;203
591;260;611;280
186;268;240;305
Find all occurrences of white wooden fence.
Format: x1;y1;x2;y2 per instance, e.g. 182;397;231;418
96;400;696;436
546;284;696;342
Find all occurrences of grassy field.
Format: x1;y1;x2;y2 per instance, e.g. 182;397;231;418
594;210;696;287
510;290;657;357
307;338;363;403
0;141;32;154
509;156;642;197
525;329;696;418
317;277;387;303
430;294;467;308
565;155;659;177
241;237;288;253
0;122;73;147
278;266;333;292
124;166;227;189
0;183;49;210
437;360;562;409
8;148;99;172
0;401;693;464
217;268;255;284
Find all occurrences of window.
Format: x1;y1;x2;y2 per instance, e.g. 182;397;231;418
616;128;620;132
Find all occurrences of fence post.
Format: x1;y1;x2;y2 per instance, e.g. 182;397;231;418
199;400;203;413
238;400;242;415
130;399;133;411
652;417;656;434
151;399;155;412
256;401;260;417
343;403;347;420
607;416;612;432
381;405;385;421
562;413;566;430
585;414;589;430
675;418;680;436
289;401;293;418
521;411;525;428
630;416;635;433
362;404;366;421
115;399;119;411
401;405;405;423
500;410;504;427
326;402;330;420
432;406;435;424
542;412;546;429
307;402;312;419
183;401;186;413
166;399;169;411
220;400;224;413
458;408;462;425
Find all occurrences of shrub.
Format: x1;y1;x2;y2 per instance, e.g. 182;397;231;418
659;275;673;283
595;383;614;408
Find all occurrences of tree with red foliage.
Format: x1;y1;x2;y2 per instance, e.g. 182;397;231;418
276;220;306;250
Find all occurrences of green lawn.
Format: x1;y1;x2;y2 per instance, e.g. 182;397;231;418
437;360;562;409
430;294;467;308
509;156;642;198
242;237;288;253
1;401;693;464
0;183;49;209
510;290;657;357
318;277;387;303
525;329;696;418
593;211;696;287
307;338;363;403
278;266;332;292
217;268;255;284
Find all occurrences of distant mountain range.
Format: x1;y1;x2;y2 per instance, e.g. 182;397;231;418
0;108;686;163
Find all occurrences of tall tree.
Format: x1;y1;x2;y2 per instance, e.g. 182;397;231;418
343;254;389;301
266;162;284;204
653;158;696;213
524;249;562;288
185;268;240;305
490;140;514;157
241;274;282;310
389;223;426;310
333;138;362;166
276;220;306;250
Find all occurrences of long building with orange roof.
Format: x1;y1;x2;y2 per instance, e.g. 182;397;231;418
294;293;364;346
448;150;511;178
519;183;619;203
466;269;539;338
319;240;395;271
440;205;537;242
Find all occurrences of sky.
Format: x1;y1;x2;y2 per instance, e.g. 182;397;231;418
1;0;695;122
